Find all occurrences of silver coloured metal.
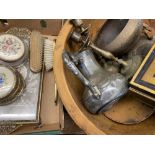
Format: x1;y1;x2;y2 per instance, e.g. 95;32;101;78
103;61;120;74
70;31;82;43
63;51;101;99
121;55;143;79
95;19;143;56
70;19;83;27
70;30;128;67
121;34;155;79
62;49;128;114
70;19;89;35
0;62;42;123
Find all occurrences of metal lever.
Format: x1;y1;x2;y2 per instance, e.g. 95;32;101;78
70;30;128;67
70;19;89;35
89;43;128;67
62;51;101;99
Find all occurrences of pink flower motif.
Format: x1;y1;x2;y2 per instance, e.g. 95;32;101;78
9;46;14;51
2;45;7;51
6;38;13;45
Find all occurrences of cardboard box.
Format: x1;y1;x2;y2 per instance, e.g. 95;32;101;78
13;71;64;134
0;20;64;134
0;19;62;35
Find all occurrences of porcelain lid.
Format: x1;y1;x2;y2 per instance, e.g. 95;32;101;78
0;66;16;98
0;34;25;62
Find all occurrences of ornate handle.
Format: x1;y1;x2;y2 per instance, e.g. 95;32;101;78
89;43;128;67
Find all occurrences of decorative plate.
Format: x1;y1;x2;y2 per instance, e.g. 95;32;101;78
0;66;16;98
0;34;25;62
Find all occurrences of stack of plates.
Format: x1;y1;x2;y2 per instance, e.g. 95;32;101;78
0;65;25;105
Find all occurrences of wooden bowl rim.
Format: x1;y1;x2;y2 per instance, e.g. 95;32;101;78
54;20;155;135
54;20;104;134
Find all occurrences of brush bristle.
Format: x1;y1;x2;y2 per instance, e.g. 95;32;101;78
44;39;55;71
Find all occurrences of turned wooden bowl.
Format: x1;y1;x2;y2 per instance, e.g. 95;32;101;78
95;19;143;55
54;20;155;135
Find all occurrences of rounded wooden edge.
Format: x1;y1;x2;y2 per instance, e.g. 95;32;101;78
105;19;143;52
53;20;105;135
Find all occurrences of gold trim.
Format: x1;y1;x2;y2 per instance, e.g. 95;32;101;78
0;30;45;127
0;71;22;105
129;87;155;102
130;43;155;94
0;65;17;99
1;67;44;125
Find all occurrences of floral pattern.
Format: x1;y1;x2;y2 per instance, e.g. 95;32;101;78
0;73;7;88
0;62;41;122
0;36;22;56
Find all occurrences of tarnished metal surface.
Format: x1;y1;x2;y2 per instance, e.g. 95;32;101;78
65;19;155;120
121;34;155;79
62;49;128;114
62;51;101;99
121;55;143;79
95;19;143;56
128;35;155;58
69;23;128;67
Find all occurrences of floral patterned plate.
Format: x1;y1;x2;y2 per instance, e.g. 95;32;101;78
0;34;25;62
0;65;16;99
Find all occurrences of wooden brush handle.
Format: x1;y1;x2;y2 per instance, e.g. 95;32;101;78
30;30;43;73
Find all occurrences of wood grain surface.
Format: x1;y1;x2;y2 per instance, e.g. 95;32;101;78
54;19;155;135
